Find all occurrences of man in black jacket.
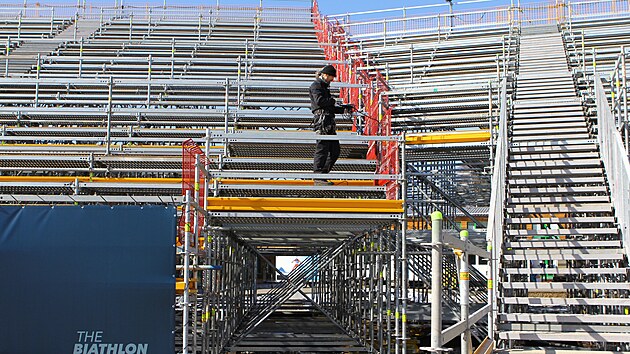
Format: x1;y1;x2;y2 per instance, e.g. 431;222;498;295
309;65;347;186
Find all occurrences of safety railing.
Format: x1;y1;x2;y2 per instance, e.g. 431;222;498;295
0;3;313;22
594;72;630;258
313;0;399;198
609;47;629;152
426;212;491;354
327;0;630;41
484;77;507;342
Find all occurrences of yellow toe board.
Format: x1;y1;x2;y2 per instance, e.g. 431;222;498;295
206;197;403;213
406;130;490;145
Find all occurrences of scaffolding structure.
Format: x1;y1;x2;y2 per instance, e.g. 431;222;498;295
1;0;630;352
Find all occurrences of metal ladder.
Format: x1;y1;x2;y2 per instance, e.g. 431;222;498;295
497;26;630;351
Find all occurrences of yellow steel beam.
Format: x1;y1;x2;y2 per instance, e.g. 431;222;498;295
205;197;403;213
406;130;490;145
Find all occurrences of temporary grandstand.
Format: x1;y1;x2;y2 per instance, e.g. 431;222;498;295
0;0;629;353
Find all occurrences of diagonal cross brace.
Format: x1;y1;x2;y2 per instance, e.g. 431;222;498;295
244;242;371;351
227;235;364;349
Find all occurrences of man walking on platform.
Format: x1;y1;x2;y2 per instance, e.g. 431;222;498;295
309;65;350;186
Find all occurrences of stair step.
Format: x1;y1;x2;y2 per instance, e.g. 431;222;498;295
497;323;630;337
506;203;613;213
505;217;616;224
508;168;604;178
516;84;575;92
518;73;574;81
505;240;621;249
508;159;600;169
514;100;582;108
507;196;609;203
512;127;588;135
506;228;617;236
517;79;576;88
515;93;576;101
502;282;630;290
512;133;591;141
498;331;630;342
509;186;608;195
512;115;586;123
512;121;586;130
503;248;624;260
510;151;600;160
504;267;626;275
502;297;630;306
499;313;630;324
507;177;606;185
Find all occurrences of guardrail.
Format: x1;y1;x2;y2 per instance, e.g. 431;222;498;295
484;77;507;342
594;72;630;258
425;211;491;354
609;47;629;152
326;0;630;41
0;3;314;22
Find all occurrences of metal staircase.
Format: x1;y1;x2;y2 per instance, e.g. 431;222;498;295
498;25;630;351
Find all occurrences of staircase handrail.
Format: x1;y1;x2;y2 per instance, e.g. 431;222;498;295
594;72;630;258
485;77;507;340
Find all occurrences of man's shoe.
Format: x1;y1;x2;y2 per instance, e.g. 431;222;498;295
314;179;334;186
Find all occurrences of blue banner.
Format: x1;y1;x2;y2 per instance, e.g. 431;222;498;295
0;205;176;354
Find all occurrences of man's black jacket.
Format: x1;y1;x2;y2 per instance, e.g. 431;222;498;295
309;77;345;115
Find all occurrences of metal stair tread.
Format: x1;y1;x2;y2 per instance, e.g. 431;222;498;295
502;281;630;290
512;127;587;134
509;186;608;194
501;297;630;306
505;217;616;224
503;251;624;260
506;227;617;236
503;267;627;275
507;177;607;185
511;134;591;141
506;203;612;212
508;168;604;177
497;331;630;342
504;238;621;249
508;159;600;168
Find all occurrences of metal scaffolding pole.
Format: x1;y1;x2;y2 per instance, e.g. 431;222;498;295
430;211;443;353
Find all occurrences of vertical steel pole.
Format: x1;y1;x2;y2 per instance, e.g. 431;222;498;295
129;14;133;41
237;56;242;109
581;30;585;76
410;44;414;84
489;82;494;171
34;54;41;107
50;8;54;36
383;19;387;47
17;12;22;40
223;78;230;157
73;13;78;41
106;76;113;155
622;47;628;152
171;38;175;79
183;190;191;354
431;211;443;352
147;55;152;108
401;135;408;354
459;230;471;354
79;37;84;78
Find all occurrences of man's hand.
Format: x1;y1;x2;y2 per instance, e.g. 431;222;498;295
340;103;355;114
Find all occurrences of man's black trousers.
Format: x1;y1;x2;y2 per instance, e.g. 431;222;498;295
313;139;340;173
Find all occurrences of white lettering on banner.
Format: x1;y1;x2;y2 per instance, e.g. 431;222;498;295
73;331;149;354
